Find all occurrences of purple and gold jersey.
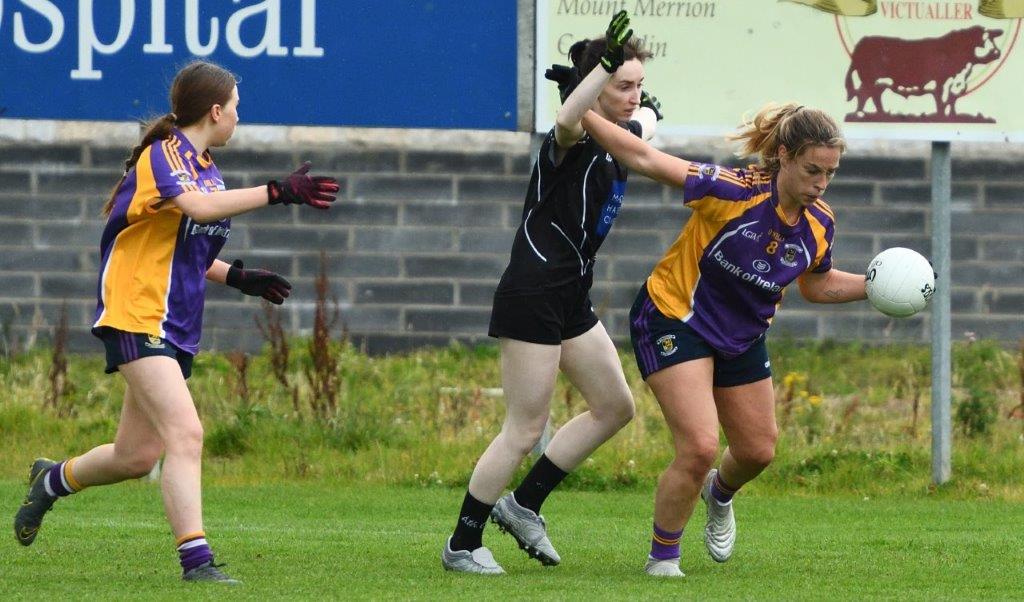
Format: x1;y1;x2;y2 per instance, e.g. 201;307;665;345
92;129;229;355
646;162;835;357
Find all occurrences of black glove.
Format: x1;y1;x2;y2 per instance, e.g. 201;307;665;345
267;162;339;209
641;90;663;121
226;260;292;305
545;64;582;104
600;10;633;73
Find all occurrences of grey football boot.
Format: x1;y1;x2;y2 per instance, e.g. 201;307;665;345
14;458;58;546
490;493;561;566
441;537;505;575
182;561;241;585
701;469;737;563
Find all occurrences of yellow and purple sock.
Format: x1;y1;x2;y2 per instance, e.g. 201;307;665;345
650;523;682;560
43;458;82;498
177;531;214;573
710;471;739;504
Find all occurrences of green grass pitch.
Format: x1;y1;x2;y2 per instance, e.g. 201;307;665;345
2;481;1022;599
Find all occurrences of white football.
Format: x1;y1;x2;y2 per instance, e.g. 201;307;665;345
865;247;936;318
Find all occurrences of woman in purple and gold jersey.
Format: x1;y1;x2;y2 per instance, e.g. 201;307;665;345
13;61;338;584
583;103;869;577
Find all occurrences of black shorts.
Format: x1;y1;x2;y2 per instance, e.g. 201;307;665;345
488;279;599;345
98;328;194;380
629;283;771;387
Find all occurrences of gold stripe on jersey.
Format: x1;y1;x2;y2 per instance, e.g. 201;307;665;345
164;137;201;191
688;191;771;224
127;146;160;221
96;146;182;337
687;162;766;189
649;189;773;319
748;169;771;186
162;138;181;173
813;199;835;220
713;169;747;188
685;162;744;185
689;163;747;188
196;148;213;169
805;208;831;270
165;137;196;184
183;150;201;180
166;138;201;194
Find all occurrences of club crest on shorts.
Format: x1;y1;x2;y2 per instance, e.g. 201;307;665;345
144;335;165;349
656;334;678;357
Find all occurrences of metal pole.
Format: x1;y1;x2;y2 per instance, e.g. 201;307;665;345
517;0;536;133
930;141;952;485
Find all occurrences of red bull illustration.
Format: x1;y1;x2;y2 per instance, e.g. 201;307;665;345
839;20;1019;123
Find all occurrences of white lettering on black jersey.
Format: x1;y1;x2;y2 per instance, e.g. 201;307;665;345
497;121;642;293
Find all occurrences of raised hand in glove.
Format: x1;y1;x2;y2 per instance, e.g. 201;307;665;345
545;63;582;104
267;162;339;209
641;90;664;121
600;10;633;73
226;259;292;305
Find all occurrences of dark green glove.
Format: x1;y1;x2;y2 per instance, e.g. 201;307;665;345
600;10;633;73
641;90;663;121
545;64;582;104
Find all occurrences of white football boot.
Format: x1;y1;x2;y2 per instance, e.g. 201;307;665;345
441;537;505;575
644;556;685;577
490;493;561;566
701;469;737;563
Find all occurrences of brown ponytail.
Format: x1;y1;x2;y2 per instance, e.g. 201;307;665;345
101;112;176;216
102;60;236;216
729;102;846;174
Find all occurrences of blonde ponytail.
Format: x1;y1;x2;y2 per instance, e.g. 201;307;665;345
730;102;845;173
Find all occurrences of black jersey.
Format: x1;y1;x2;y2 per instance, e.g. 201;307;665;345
496;121;643;293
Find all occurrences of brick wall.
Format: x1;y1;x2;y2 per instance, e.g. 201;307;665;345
0;138;1021;355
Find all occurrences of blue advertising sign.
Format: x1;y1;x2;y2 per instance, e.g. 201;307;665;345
0;1;517;130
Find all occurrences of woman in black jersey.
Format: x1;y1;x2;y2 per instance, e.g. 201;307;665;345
442;11;661;574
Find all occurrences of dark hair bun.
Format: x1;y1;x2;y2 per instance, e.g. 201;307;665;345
568;39;590;66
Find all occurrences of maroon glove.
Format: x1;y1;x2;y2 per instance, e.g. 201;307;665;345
267;162;339;209
225;260;292;305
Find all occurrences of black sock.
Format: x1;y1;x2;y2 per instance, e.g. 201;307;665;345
450;492;493;551
512;454;568;514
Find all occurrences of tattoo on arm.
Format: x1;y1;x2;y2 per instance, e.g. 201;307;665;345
824;289;842;300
